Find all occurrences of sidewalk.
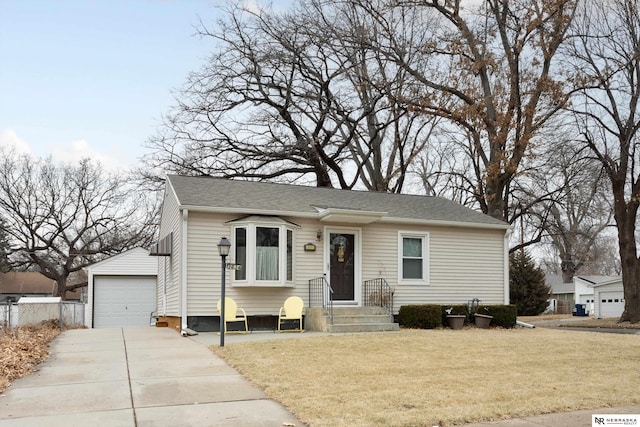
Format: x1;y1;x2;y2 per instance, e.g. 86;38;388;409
0;327;303;426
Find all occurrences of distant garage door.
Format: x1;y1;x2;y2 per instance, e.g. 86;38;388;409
93;276;156;328
599;291;625;318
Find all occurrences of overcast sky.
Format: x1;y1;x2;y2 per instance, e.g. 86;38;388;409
0;0;240;171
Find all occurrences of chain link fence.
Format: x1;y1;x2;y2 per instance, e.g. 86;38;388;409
1;301;85;329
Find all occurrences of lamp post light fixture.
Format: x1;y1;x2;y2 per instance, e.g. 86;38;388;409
217;236;231;347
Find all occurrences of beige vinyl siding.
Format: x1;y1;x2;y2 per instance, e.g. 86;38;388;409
178;208;506;316
397;226;505;309
157;185;182;316
186;213;325;316
359;222;505;311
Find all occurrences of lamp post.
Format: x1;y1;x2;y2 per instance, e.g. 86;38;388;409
217;236;231;347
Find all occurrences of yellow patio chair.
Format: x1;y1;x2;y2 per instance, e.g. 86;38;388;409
217;297;248;334
278;296;304;332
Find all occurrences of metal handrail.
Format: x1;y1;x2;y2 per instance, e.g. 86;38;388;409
363;278;394;315
309;275;334;324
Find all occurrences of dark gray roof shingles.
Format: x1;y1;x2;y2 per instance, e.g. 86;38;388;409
167;175;508;227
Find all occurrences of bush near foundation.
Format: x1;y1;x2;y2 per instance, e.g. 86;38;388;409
476;305;517;328
398;304;442;329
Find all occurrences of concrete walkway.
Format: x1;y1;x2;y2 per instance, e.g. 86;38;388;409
0;327;303;426
1;326;638;426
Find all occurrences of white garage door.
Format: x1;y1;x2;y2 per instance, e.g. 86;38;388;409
599;291;624;318
93;276;156;328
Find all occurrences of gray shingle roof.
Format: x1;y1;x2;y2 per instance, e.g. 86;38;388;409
167;175;509;228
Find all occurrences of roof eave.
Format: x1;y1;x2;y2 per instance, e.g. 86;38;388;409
179;204;511;230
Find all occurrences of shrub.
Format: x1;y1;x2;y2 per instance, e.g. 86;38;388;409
398;305;442;329
477;305;517;328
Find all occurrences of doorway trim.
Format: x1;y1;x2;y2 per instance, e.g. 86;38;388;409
323;226;362;306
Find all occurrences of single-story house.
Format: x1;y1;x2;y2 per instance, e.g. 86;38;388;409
85;247;158;328
153;175;511;333
573;275;624;318
0;271;85;303
545;274;574;314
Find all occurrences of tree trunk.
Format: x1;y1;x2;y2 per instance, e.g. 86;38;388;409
55;276;68;301
612;180;640;323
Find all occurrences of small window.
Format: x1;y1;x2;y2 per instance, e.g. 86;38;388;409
398;232;428;283
235;228;247;281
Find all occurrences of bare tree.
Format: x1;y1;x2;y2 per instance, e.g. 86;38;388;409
0;149;157;299
533;139;613;282
0;218;11;273
366;0;576;220
565;0;640;322
142;1;439;192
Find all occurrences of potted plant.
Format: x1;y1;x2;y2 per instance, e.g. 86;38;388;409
473;307;493;329
444;307;466;330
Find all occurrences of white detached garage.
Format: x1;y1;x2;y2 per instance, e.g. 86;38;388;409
590;277;624;319
86;247;157;328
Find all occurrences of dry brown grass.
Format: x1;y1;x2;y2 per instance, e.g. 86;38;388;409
212;329;640;426
561;318;640;329
0;323;61;393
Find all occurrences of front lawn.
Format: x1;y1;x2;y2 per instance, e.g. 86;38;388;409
212;328;640;426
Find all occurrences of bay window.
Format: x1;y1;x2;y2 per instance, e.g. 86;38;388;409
231;217;295;286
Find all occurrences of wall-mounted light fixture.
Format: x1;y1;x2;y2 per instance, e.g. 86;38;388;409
316;229;323;240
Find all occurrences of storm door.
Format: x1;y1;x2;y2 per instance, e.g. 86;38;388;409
328;232;356;301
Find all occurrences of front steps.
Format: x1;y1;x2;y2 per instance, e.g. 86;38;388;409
306;306;400;333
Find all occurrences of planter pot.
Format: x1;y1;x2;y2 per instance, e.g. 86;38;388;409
474;313;493;329
446;314;465;330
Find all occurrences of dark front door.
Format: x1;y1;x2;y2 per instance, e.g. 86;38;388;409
329;232;355;301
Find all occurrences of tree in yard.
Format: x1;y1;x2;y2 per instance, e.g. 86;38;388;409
366;0;577;221
142;1;439;192
520;135;613;282
509;250;551;316
0;218;11;273
564;0;640;322
0;149;158;299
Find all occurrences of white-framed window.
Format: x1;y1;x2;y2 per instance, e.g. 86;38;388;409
232;218;295;287
398;232;429;284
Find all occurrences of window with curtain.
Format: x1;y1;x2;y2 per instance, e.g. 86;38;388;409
231;220;295;286
399;233;428;282
256;226;279;280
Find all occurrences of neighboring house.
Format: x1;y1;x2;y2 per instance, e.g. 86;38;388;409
572;275;624;318
576;275;624;319
546;274;573;314
0;271;85;302
154;175;511;333
85;247;158;328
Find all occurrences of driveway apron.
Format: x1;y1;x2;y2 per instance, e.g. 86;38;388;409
0;327;303;426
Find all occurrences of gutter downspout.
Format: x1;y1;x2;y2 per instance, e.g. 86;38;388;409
180;209;189;334
504;228;512;305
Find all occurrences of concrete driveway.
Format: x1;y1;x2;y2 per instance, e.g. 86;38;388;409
0;327;303;426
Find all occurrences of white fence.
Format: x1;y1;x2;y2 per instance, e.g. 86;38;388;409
0;302;85;329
